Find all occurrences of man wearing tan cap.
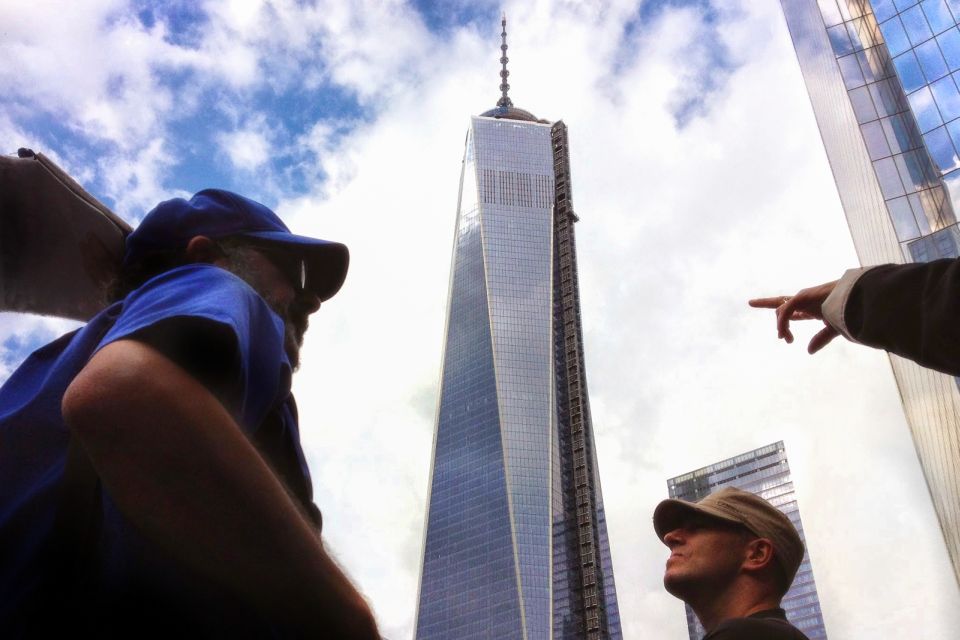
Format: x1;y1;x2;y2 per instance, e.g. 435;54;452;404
653;487;809;639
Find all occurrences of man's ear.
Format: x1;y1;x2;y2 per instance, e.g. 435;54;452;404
742;538;776;573
184;236;225;266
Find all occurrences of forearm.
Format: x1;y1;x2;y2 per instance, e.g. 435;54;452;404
62;340;378;638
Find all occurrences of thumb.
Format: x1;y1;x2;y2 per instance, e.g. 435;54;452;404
808;325;840;354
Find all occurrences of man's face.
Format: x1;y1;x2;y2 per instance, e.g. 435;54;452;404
224;244;320;370
661;513;754;602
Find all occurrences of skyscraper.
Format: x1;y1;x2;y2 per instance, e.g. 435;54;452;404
667;442;828;640
413;19;622;640
779;0;960;583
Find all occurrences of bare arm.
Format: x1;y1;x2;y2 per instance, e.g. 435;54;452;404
61;339;378;638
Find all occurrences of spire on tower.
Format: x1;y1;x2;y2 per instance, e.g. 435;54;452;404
497;13;513;108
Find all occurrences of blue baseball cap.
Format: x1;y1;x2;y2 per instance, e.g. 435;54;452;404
124;189;349;301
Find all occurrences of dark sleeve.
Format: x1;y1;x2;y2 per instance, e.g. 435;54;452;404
844;258;960;376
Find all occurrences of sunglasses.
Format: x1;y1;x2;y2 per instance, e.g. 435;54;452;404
244;242;308;292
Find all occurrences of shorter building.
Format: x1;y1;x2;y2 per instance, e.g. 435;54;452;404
667;442;827;640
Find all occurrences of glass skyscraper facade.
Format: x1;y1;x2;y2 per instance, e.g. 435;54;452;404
413;20;621;640
667;442;827;640
780;0;960;583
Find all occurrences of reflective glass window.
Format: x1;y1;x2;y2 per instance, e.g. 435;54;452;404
851;17;880;51
916;39;950;81
894;51;927;91
903;4;935;44
846;20;865;52
909;85;944;131
838;53;866;89
908;192;935;233
880;16;912;57
850;86;878;122
887;195;923;239
950;0;960;22
817;0;842;26
870;78;905;117
874;0;899;21
924;125;960;171
828;24;855;56
874;156;907;197
937;29;960;70
896;149;936;189
897;154;922;192
838;0;855;20
882;114;916;153
923;0;957;34
946;116;960;151
862;120;893;159
942;168;960;209
858;47;888;83
931;75;960;119
895;0;921;10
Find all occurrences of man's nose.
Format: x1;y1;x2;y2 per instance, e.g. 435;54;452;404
663;528;684;547
295;290;321;315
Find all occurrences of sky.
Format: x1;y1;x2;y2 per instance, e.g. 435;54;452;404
2;0;960;638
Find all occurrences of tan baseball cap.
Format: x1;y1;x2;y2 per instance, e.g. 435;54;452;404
653;486;804;588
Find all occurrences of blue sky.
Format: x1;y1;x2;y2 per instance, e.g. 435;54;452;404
3;1;960;638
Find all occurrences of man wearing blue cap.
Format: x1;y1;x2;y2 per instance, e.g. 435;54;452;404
0;190;379;638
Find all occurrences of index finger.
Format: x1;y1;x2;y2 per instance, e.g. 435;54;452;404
749;297;788;309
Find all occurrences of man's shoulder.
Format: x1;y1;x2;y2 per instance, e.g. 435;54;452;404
705;613;810;640
131;263;260;304
117;264;280;331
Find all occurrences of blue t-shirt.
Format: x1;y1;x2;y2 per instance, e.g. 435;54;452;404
0;265;318;635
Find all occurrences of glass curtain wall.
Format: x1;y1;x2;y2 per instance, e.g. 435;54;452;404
781;0;960;585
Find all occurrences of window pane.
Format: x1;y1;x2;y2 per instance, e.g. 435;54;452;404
849;86;879;122
838;0;853;21
946;116;960;151
856;50;880;84
860;47;889;83
903;4;935;45
909;192;935;233
870;78;905;117
909;85;944;131
916;39;950;81
828;24;854;56
817;0;843;26
895;0;921;10
894;51;927;91
924;125;960;171
875;0;899;21
931;75;960;120
882;113;921;153
853;18;880;50
875;156;907;198
887;196;922;240
896;149;933;190
880;16;913;57
923;0;957;34
862;120;893;159
942;169;960;212
937;28;960;71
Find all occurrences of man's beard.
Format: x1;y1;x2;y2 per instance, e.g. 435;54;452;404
226;251;307;370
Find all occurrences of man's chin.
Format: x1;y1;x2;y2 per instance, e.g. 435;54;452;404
284;333;302;371
662;571;690;600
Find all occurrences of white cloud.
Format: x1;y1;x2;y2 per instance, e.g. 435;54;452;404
217;121;273;172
